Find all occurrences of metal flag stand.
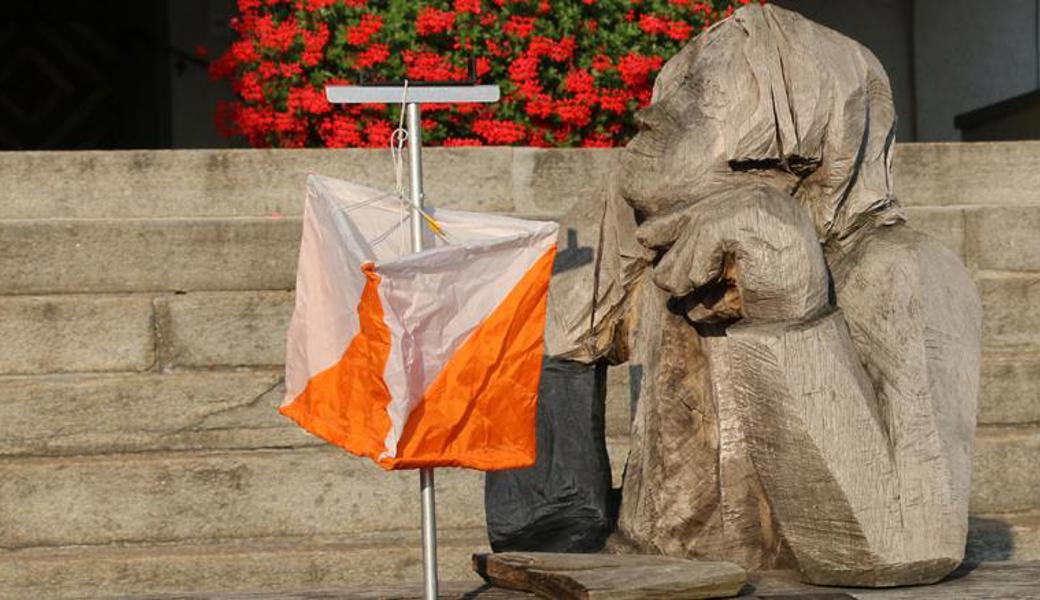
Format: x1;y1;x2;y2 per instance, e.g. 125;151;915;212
325;80;500;600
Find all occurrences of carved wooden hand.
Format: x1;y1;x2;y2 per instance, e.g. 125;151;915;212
635;185;829;323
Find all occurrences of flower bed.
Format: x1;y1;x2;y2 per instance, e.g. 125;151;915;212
210;0;759;148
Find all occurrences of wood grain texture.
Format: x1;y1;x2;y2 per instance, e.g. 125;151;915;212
543;2;983;589
472;552;747;599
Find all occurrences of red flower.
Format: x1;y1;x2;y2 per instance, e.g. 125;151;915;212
301;24;330;66
279;62;303;78
364;120;393;147
208;52;237;81
563;69;594;94
639;13;669;35
508;54;539;83
617;52;664;86
524;94;554;119
355;44;390;68
473;119;527;144
515;79;544;98
598;89;630;114
346;14;382;46
288;86;331;115
416;6;456;36
666;20;693;41
555;99;591;127
591;54;613;72
230;40;259;64
503;15;536;38
256;15;299;52
298;0;338;10
319;114;363;147
582;133;614;148
403;50;466;81
258;60;278;80
443;137;483;146
273;110;303;133
527;36;553;58
548;37;575;62
485;38;507;57
454;0;481;14
236;72;264;102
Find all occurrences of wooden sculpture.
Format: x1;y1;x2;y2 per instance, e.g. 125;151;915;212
492;4;983;588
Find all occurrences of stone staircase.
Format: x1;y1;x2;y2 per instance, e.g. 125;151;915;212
0;145;1038;598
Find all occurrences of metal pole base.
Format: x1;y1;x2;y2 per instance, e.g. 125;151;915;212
420;467;438;599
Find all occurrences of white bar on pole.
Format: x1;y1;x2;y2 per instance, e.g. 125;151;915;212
326;84;500;104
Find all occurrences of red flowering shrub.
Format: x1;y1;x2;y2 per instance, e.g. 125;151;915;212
211;0;761;148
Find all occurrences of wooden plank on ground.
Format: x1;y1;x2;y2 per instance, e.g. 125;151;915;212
472;552;747;599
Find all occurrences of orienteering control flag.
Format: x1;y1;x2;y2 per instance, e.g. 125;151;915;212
281;175;558;471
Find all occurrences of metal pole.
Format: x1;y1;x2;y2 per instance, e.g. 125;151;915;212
406;101;439;600
407;102;425;255
419;468;438;599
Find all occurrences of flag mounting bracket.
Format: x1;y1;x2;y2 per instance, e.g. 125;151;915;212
324;81;501;600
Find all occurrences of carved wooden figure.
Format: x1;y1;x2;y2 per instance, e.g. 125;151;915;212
502;4;982;588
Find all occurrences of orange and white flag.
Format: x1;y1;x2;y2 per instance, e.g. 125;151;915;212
281;175;558;471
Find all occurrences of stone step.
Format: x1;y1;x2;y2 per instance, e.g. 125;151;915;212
0;405;1033;551
3;269;1038;376
0;148;596;219
0;371;309;458
0;370;632;458
0;218;300;295
0;529;490;599
1;207;1035;296
0;447;485;550
0;211;1024;298
0;436;632;551
2;145;1039;220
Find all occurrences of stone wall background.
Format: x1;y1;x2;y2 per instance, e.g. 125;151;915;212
0;143;1037;597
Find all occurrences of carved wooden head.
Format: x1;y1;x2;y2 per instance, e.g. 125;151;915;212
620;4;904;243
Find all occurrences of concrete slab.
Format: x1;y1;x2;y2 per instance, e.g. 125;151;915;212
893;141;1040;207
157;292;294;369
0;371;310;457
971;428;1040;514
0;447;485;549
979;353;1040;425
0;149;514;219
904;207;966;261
0;218;301;294
970;206;1040;272
979;274;1040;352
0;530;489;599
0;295;154;375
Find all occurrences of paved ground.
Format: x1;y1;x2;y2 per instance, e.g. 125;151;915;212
117;561;1040;599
